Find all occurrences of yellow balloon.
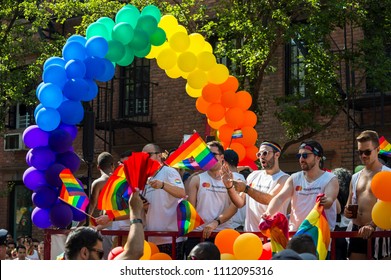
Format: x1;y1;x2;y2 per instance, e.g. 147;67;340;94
139;240;152;260
221;253;236;260
159;15;179;39
148;241;160;256
188;33;206;54
169;32;190;52
186;83;202;98
187;69;208;89
175;25;188;35
233;233;263;260
177;52;198;73
207;64;229;84
372;200;391;229
166;65;182;79
202;41;213;53
197;51;217;71
156;48;177;70
145;44;165;59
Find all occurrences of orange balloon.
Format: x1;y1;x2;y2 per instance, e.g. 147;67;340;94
218;124;235;143
242;110;257;127
371;200;391;229
236;91;252;110
239;126;258;147
148;241;160;256
202;83;222;103
225;107;244;128
214;229;240;254
259;242;272;260
221;253;236;260
150;252;172;260
230;142;246;162
139;240;151;260
371;171;391;201
233;233;263;260
195;96;210;114
220;75;239;93
207;103;226;122
221;91;237;108
208;117;226;130
246;145;259;161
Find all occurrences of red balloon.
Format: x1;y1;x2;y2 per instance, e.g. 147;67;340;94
108;246;124;260
259;242;272;260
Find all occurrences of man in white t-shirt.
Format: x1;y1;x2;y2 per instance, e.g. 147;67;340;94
142;143;186;259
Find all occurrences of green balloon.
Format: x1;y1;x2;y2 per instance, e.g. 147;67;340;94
141;5;161;23
115;5;140;29
117;45;135;66
354;165;364;173
137;15;158;36
97;17;115;37
134;44;151;58
129;28;149;51
86;22;110;41
105;40;125;62
150;27;166;46
112;22;134;45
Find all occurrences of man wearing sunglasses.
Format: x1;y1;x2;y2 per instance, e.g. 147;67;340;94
227;141;290;231
345;130;391;260
263;140;339;233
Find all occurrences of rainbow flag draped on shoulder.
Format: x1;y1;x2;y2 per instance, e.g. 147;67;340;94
294;193;330;260
59;168;89;212
379;136;391;157
177;199;204;236
165;132;217;171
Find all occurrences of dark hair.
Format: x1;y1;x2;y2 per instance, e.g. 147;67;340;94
299;140;324;168
224;149;239;167
286;234;317;256
97;152;114;169
16;244;27;252
120;150;132;160
207;141;224;155
332;168;352;211
64;227;102;260
188;241;221;260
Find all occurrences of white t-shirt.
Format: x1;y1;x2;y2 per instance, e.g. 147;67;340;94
144;166;185;245
231;172;246;229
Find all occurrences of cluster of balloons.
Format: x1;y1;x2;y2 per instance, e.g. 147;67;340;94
108;241;172;260
23;124;83;229
371;171;391;229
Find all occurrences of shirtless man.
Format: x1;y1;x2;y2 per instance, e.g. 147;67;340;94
345;130;391;259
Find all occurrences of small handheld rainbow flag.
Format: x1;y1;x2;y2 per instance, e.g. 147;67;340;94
165;132;217;171
379;136;391;157
232;129;243;139
177;199;204;236
59;169;89;213
295;193;330;260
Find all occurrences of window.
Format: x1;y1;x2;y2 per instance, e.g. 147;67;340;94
286;39;307;97
119;58;150;117
11;183;32;238
7;103;33;129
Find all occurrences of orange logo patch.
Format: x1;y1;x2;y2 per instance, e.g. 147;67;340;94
295;185;302;191
202;182;211;188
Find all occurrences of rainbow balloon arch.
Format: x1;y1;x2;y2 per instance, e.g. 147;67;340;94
22;4;259;229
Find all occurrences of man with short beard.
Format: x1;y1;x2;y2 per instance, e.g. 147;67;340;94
263;140;339;232
227;141;289;231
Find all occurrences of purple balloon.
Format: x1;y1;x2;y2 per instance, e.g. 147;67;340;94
50;202;73;228
26;149;32;166
71;206;86;222
58;123;78;140
23;167;49;191
56;151;81;173
32;207;52;229
45;163;66;188
49;129;73;153
32;187;58;209
29;146;56;170
23;125;50;148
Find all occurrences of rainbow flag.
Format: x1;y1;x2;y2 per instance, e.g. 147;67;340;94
165;132;217;171
97;165;130;219
59;169;89;212
177;199;204;236
232;129;243;139
294;194;330;260
259;212;289;254
379;136;391;157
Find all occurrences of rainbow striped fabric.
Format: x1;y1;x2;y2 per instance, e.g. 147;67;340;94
177;199;204;236
232;129;243;139
59;169;89;212
97;165;130;219
259;212;289;254
294;194;330;260
165;132;217;171
379;136;391;157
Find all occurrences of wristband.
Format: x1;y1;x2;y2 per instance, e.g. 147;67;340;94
129;218;143;226
215;219;221;225
161;182;165;189
226;184;234;190
244;185;250;193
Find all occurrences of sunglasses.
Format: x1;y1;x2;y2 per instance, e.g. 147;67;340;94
89;248;104;259
296;152;313;159
256;150;274;158
357;148;376;156
212;152;222;156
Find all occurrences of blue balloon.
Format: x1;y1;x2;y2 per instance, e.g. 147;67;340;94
23;167;49;191
45;163;66;188
32;187;58;209
23;125;50;148
96;58;115;82
32;207;52;229
84;56;105;80
35;82;45;98
63;41;87;61
57;151;81;173
37;83;63;109
63;78;89;101
58;123;78;140
29;146;56;170
86;36;109;58
42;65;68;89
34;104;44;118
65;59;86;79
43;57;66;70
67;34;87;46
35;107;61;132
57;100;84;125
49;129;73;153
83;79;99;101
50;202;73;229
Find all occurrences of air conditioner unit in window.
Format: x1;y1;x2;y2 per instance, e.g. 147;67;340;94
4;133;25;151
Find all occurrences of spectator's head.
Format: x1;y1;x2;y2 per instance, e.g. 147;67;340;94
332;167;352;211
356;130;380;165
97;152;114;172
142;143;162;162
298;140;324;170
16;244;27;260
224;149;239;167
65;227;103;260
271;248;317;260
286;234;317;257
119;150;132;164
0;229;8;260
188;242;221;260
